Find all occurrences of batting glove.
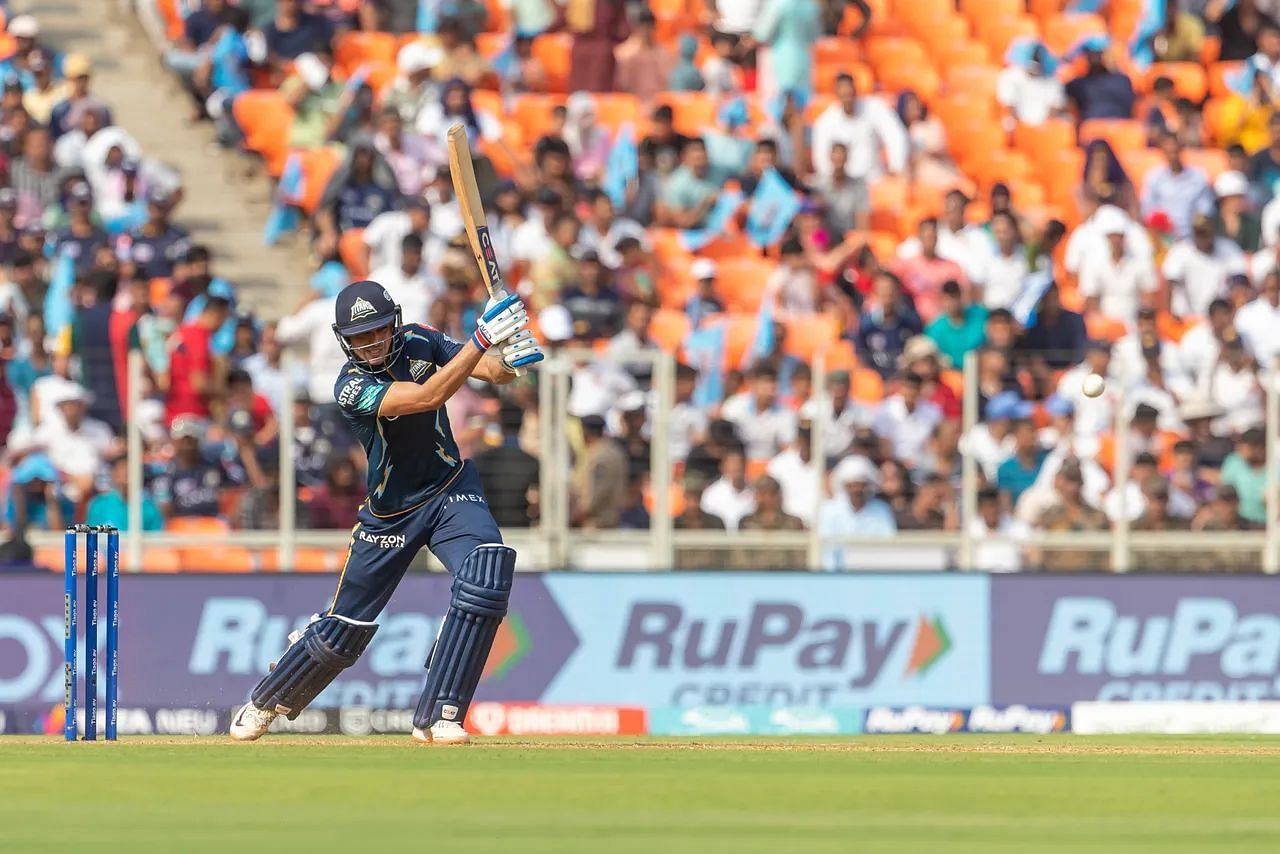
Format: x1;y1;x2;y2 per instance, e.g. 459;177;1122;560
501;329;545;370
471;293;528;351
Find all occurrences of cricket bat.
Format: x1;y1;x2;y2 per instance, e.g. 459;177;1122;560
446;123;529;375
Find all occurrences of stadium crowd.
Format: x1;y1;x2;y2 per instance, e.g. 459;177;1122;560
2;0;1280;571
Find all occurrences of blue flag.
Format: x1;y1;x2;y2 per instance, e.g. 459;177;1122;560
743;288;776;370
264;152;303;246
745;168;802;248
416;0;440;33
1128;0;1167;70
1011;266;1055;328
43;251;76;341
603;123;639;211
679;190;744;252
684;320;727;407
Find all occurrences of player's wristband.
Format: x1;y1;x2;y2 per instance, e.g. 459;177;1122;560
471;327;493;351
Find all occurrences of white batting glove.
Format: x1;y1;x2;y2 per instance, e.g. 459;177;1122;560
502;329;545;371
471;293;528;351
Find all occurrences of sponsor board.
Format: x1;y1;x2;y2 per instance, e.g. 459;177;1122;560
543;574;990;708
649;705;862;736
992;577;1280;704
1072;701;1280;734
964;705;1068;734
863;706;966;734
465;703;647;736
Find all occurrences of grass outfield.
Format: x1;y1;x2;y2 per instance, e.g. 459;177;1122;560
5;736;1280;852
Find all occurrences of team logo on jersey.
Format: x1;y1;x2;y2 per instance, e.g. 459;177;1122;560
409;359;430;380
349;296;378;322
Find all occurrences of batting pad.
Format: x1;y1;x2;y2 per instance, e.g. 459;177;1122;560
413;544;515;728
252;614;378;719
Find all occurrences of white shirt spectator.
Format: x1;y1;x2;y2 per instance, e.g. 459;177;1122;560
669;400;708;462
1057;363;1117;441
241;353;308;416
1177;320;1224;385
799;396;871;457
721;393;799;459
0;279;31;324
361;211;447;275
713;0;763;34
981;248;1030;310
1162;237;1247;318
38;414;113;479
1015;447;1111;524
871;394;943;461
511;212;553;264
996;66;1066;126
964;422;1017;482
1235;296;1280;368
568;362;637;418
898;222;994;284
818;496;897;570
701;476;756;531
811;97;908;181
767;446;823;524
1260;194;1280;249
369;262;443;328
969;514;1032;572
1064;206;1154;275
576;217;650;270
1249;243;1280;284
1078;250;1158;323
1201;362;1264;433
275;296;347;404
1113;333;1193;398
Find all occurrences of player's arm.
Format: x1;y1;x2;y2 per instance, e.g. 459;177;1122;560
378;340;488;416
472;351;517;385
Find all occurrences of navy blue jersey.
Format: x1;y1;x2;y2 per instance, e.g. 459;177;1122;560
334;323;467;517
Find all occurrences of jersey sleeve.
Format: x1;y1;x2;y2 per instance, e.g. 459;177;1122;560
334;369;391;418
405;323;465;365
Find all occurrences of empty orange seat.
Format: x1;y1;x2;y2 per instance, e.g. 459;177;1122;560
935;37;990;73
945;65;1001;108
593;93;641;131
140;548;182;573
651;228;694;264
259;548;342;572
960;0;1021;18
1028;0;1067;18
512;93;567;141
724;314;762;369
865;36;929;73
532;33;572;93
475;32;508;60
696;232;756;261
166;516;229;535
973;14;1039;59
1042;12;1108;56
782;314;841;362
1183;148;1229;180
1013;119;1075;162
340;228;369;278
1141;62;1208;102
232;91;294;175
821;340;859;373
1040;147;1086;206
651;308;692;353
334;31;397;76
716;258;778;313
1120;147;1164;187
900;0;953;29
178;547;257;573
948;123;1008;170
814;36;863;66
296;147;343;215
879;61;941;104
653;92;716;137
969;150;1035;191
851;367;886;402
1080;118;1145;152
869;176;910;235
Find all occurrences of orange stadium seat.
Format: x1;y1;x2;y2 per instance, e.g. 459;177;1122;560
880;59;941;103
334;31;397;76
259;548;342;572
969;150;1035;191
935;38;990;73
1183;147;1229;179
865;37;929;80
851;368;886;403
1042;13;1108;57
1140;62;1208;101
149;277;172;305
1013;119;1075;162
716;258;777;313
902;0;954;30
782;314;841;362
1041;147;1085;206
948;122;1008;171
340;228;369;278
696;232;756;261
475;32;508;60
232;91;294;176
1119;147;1164;187
593;93;641;131
1029;0;1068;18
1080;119;1145;153
178;547;257;573
933;95;995;138
156;0;186;41
723;314;761;369
140;549;183;573
650;228;694;265
813;61;875;96
1209;61;1245;97
532;33;572;93
656;269;696;310
820;340;859;373
166;517;229;535
960;0;1020;17
297;147;343;215
869;176;910;235
653;92;717;137
944;65;1000;109
814;36;863;66
513;94;567;141
651;309;692;353
482;0;512;33
973;15;1039;59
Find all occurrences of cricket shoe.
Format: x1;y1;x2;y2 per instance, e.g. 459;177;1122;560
229;702;278;741
411;720;471;745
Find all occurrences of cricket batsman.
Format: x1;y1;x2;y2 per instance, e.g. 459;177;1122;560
230;279;542;744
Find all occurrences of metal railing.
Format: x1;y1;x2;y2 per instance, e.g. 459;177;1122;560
23;346;1279;574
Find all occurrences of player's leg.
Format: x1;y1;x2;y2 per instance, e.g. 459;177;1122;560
231;507;425;741
412;462;511;744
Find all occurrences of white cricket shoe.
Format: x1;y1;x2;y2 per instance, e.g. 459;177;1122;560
229;702;278;741
412;720;471;745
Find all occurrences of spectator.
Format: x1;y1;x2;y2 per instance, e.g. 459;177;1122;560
86;453;164;531
655;138;720;228
361;194;443;275
370;234;439;327
1056;340;1115;438
1178;298;1236;385
1238;271;1280;368
673;472;726;568
1213;170;1262;252
1163;213;1247;319
314;141;398;260
1202;336;1264;434
997;43;1066;128
566;0;630;93
892;218;968;321
856;271;922;379
7;453;68;532
767;422;824;524
669;362;708;462
166;295;229;426
53;100;113;172
432;17;491;88
1192;484;1256;531
770;238;820;318
1254;114;1280;208
900;336;960;421
576;191;648;271
384;42;443;128
225;368;277;446
818;455;897;570
897;472;955;531
1153;0;1206;63
971;487;1031;572
926;279;988;368
997;415;1048;505
872;372;944;463
702;445;755;530
605;301;658;367
503;0;555;39
1032;458;1109;571
23;50;68;127
10;127;60;219
682;258;723;329
817;142;870;235
372;108;435;198
897;90;958;187
700;31;742;97
737;475;806;566
1221;427;1268;525
1144;76;1180;147
1115;307;1193;394
529;211;581;311
1063;203;1154;278
241;323;303;416
307;457;362;529
615;9;674;102
722;363;798;460
1077;205;1158;324
48;183;109;275
163;0;227;88
281;52;357;150
752;0;820;104
1013;284;1085;371
263;0;334;62
562;249;623;340
38;382;115;501
474;401;539;527
562;93;611;182
1065;43;1136;122
980;211;1028;311
811;72;907;182
668;34;704;92
1078;139;1136;218
571;414;628;528
1142;132;1215;240
118;187;190;280
237;459;309;530
150;417;225;517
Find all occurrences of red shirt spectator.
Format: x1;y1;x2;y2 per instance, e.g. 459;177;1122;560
892;218;968;322
165;296;230;425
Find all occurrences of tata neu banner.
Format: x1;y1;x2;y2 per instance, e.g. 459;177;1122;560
542;574;990;709
991;576;1280;705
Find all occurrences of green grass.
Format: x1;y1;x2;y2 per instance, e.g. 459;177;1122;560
5;736;1280;852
